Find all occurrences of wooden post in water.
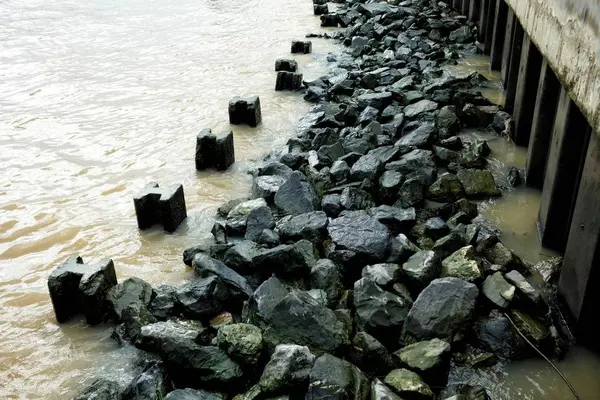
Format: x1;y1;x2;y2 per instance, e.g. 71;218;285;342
538;88;591;252
526;60;560;188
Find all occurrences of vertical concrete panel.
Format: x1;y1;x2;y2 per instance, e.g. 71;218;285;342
478;0;490;43
504;21;524;113
526;60;560;189
484;0;496;54
560;131;600;351
501;9;515;86
462;0;469;15
512;34;543;146
452;0;460;10
469;0;480;23
538;88;590;252
490;0;508;70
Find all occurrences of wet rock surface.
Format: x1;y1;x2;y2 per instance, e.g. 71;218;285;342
60;1;570;398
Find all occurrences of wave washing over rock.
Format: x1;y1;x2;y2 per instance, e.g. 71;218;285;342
61;1;573;399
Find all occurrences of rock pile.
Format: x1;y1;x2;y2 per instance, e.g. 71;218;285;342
69;1;569;399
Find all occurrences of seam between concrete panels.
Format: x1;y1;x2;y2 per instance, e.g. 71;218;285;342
504;0;600;135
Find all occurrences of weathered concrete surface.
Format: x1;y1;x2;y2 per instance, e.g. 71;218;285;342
505;0;600;135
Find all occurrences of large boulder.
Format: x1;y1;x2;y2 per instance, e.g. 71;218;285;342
440;246;482;283
260;291;349;354
136;319;211;354
259;344;315;395
482;272;516;308
306;354;370;400
226;198;268;234
473;311;528;360
164;389;224;400
176;276;228;321
223;240;263;274
371;379;402;400
245;206;276;242
354;277;411;345
252;240;317;280
274;171;320;216
349;332;397;377
122;362;170;400
217;323;263;365
402;251;440;291
245;276;290;324
328;211;392;264
456;169;501;198
395;121;436;152
394;339;451;387
310;259;343;307
276;211;328;243
192;253;253;300
106;277;153;321
73;379;122;400
384;369;433;400
161;341;244;391
402;278;479;343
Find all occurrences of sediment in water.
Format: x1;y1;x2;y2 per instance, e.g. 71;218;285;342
69;1;573;398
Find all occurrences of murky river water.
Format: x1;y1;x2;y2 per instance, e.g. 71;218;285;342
0;0;598;398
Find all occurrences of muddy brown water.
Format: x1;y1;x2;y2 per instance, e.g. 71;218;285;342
0;0;598;398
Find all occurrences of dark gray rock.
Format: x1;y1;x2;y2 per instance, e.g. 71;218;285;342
291;40;312;54
432;232;467;260
252;175;286;204
136;319;211;354
176;276;228;321
211;222;227;244
437;106;460;138
261;291;349;355
245;206;276;241
223;240;262;273
328;211;392;263
274;171;319;216
402;251;440;290
427;173;465;203
349;331;397;377
259;344;315;395
226;198;268;234
440;246;482;283
424;217;449;240
378;171;404;204
402;278;479;343
350;154;384;182
456;169;501;198
73;379;122;400
473;311;528;360
504;270;547;315
306;354;370;400
276;71;303;91
164;389;223;400
340;187;375;210
149;285;179;321
484;242;525;271
492;111;512;133
123;362;169;400
357;106;380;127
107;277;152;322
317;141;346;166
258;229;280;247
368;205;416;235
258;161;293;178
322;193;343;217
330;160;350;182
48;255;117;325
371;379;402;400
449;26;474;43
395;121;435;151
396;178;425;208
507;166;521;187
394;338;451;387
354;277;411;344
192;253;253;300
252;240;317;280
361;263;401;289
216;323;263;365
161;341;243;390
357;92;393;110
133;183;187;232
310;259;343;307
386;149;436;175
384;369;433;399
246;276;290;323
482;272;515;308
388;234;421;264
276;211;328;243
403;100;438;119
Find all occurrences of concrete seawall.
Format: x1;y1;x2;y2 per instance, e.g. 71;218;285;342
505;0;600;135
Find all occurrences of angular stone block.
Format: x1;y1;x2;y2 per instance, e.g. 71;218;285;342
275;71;303;91
275;58;298;72
228;96;262;127
291;40;312;54
48;255;118;325
320;14;338;27
195;129;235;171
133;183;187;233
314;4;328;15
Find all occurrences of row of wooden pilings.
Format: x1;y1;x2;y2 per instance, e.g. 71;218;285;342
447;0;599;350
